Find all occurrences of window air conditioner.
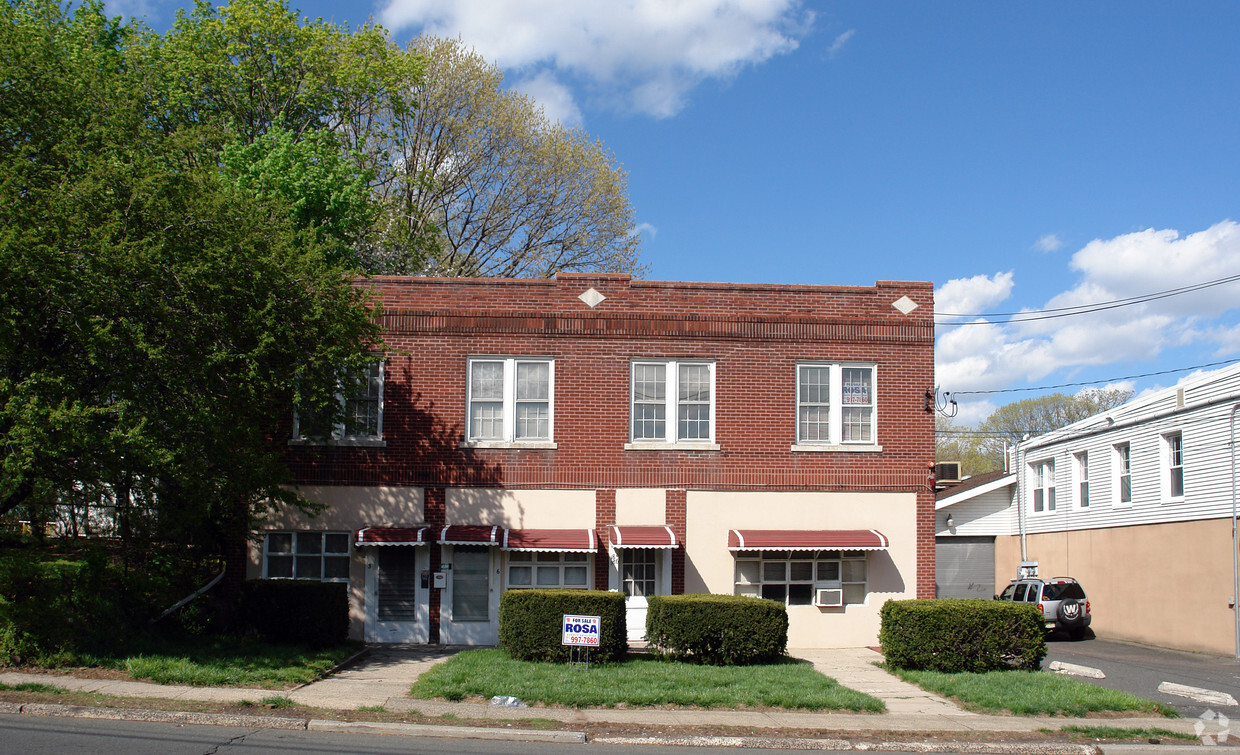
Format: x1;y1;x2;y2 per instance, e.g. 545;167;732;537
935;462;962;483
814;588;843;607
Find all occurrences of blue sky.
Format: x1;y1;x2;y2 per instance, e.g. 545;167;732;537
117;1;1240;424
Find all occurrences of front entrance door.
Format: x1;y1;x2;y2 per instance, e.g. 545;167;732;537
620;549;662;642
440;546;500;644
366;547;428;643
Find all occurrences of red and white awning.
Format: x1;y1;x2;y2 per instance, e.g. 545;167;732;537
355;527;429;546
503;528;597;553
439;525;503;546
727;529;889;551
608;525;678;549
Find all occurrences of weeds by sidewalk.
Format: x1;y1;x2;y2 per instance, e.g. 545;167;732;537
411;648;884;711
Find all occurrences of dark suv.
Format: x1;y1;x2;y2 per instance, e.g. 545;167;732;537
996;577;1091;639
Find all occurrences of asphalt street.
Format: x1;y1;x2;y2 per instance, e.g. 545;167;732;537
1043;633;1240;719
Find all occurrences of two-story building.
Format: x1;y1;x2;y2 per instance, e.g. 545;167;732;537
936;362;1240;656
250;273;936;648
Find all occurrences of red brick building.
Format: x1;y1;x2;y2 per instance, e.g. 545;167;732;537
251;273;936;647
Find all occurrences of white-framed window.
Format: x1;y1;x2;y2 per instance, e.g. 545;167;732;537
629;360;715;446
1113;442;1132;507
1162;431;1184;500
263;532;350;582
795;363;877;447
733;550;868;606
1073;451;1089;508
506;552;590;589
1030;458;1056;513
466;357;554;445
293;361;384;442
621;549;657;598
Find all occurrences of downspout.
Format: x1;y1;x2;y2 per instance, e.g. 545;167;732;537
1230;404;1240;659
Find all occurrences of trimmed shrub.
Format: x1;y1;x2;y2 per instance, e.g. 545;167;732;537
645;594;787;665
236;580;348;648
499;589;626;663
879;598;1046;672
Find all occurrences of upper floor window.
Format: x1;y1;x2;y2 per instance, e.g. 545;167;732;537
795;364;877;448
1030;458;1056;513
1113;442;1132;507
293;361;384;443
1162;432;1184;500
1073;451;1089;508
466;357;554;445
264;532;350;582
629;360;715;446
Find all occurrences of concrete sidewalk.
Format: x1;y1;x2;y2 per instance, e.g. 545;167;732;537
0;646;1204;738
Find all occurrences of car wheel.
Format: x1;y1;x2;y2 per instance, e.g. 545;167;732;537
1069;627;1087;641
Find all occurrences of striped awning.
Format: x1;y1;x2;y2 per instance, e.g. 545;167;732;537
503;528;598;553
608;525;678;549
727;529;889;551
355;527;429;546
439;525;503;546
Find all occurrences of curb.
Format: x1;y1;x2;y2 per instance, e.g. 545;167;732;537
309;719;586;744
593;736;1098;753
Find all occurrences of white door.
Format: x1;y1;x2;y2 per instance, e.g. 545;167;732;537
440;546;500;645
619;549;666;642
365;547;429;644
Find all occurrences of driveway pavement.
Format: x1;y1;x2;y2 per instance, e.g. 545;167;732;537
1044;634;1240;719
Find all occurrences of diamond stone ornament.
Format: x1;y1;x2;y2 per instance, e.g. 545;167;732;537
891;296;918;315
578;288;606;308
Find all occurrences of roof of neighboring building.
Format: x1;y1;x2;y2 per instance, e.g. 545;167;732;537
935;469;1013;502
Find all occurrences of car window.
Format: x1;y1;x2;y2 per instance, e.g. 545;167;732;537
998;584;1015;600
1026;585;1040;602
1013;583;1027;601
1042;582;1086;600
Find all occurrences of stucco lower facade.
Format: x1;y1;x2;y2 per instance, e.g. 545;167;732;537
250;486;921;648
995;517;1240;656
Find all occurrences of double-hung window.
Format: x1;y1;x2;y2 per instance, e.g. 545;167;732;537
264;532;350;582
466;357;554;446
1113;443;1132;506
733;550;868;606
1073;451;1089;508
1162;432;1184;500
293;361;384;443
629;360;715;446
795;364;877;448
1030;459;1056;513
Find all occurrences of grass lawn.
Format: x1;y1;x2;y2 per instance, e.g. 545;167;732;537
70;636;358;688
1054;725;1196;742
410;648;884;712
888;667;1178;717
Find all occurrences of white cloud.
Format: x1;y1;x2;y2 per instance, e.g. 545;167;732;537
935;220;1240;399
378;0;812;118
632;222;658;241
1034;233;1063;252
935;272;1014;316
513;71;583;127
827;29;855;59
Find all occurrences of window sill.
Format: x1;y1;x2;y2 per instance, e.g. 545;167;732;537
625;442;721;452
790;443;883;453
460;441;558;450
1161;496;1185;505
288;437;386;448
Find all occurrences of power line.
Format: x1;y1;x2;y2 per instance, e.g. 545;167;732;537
935;273;1240;325
948;359;1238;397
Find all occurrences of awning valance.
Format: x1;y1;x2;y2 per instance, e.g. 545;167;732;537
355;527;429;546
504;528;597;553
608;525;678;549
439;525;503;546
727;529;889;551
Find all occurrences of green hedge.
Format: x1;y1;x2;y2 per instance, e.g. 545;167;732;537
879;598;1046;672
498;589;626;663
645;594;787;665
237;580;349;648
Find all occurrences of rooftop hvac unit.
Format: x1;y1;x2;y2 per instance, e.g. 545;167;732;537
814;588;843;607
934;461;962;483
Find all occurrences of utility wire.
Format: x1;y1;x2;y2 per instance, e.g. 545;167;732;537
935;273;1240;325
949;359;1238;397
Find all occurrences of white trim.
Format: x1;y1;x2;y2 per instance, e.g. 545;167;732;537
935;474;1017;509
466;357;555;445
629;359;716;445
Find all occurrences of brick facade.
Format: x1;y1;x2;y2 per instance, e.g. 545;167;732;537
278;273;936;645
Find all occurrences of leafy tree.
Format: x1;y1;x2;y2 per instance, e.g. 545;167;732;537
936;388;1134;475
374;35;645;278
0;0;380;560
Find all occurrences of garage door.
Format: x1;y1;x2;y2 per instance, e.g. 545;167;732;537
936;536;995;599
